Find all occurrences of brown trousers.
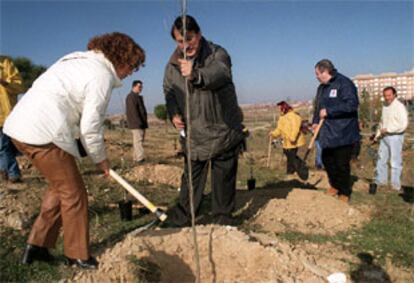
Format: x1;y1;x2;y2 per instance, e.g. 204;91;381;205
13;140;89;260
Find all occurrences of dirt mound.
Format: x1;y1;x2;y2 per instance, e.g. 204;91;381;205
252;189;370;235
70;226;353;283
126;164;183;188
0;186;36;230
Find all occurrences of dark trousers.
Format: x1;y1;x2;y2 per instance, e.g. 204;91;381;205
322;145;353;197
283;148;298;174
169;147;239;226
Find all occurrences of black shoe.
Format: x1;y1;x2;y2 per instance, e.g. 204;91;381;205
65;256;98;269
21;244;54;264
214;215;236;226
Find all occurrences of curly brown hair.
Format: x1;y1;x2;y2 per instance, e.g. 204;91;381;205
87;32;145;71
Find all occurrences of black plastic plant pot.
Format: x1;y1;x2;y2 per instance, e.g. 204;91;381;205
404;187;414;203
247;178;256;191
118;200;133;221
369;183;377;195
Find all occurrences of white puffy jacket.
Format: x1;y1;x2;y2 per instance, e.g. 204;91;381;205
4;50;122;163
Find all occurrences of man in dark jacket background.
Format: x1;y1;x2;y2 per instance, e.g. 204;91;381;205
312;59;360;203
126;80;148;164
163;15;245;226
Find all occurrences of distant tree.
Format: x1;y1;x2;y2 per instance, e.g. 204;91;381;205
154;104;168;122
359;88;370;125
12;57;47;91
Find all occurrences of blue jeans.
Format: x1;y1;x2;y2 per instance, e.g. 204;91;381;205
0;127;21;179
375;134;404;190
315;140;323;168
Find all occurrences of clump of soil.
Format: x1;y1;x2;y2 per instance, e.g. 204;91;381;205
126;164;183;188
252;189;370;235
70;225;352;283
0;185;38;230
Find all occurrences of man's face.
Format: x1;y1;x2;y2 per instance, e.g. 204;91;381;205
173;28;202;58
315;68;331;84
133;83;142;94
383;89;396;105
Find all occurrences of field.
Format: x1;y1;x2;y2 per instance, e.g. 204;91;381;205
1;105;413;282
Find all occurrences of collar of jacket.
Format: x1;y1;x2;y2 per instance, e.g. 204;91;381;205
169;37;212;67
92;51;123;88
61;51;123;88
130;91;143;97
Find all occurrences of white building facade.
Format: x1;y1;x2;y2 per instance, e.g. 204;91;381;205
353;70;414;101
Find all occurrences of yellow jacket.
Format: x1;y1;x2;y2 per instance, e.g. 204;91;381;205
271;110;306;149
0;57;24;126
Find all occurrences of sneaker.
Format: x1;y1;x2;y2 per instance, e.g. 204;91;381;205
391;185;401;192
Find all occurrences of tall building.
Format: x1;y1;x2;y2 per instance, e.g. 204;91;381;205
353;70;414;101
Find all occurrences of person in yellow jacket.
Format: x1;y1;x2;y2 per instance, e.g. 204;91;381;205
0;56;24;182
269;101;307;176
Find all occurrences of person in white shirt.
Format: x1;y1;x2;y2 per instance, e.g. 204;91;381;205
372;86;408;191
4;32;145;269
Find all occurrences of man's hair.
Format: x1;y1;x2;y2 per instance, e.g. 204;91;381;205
315;59;337;75
87;32;145;71
132;80;143;87
170;15;201;39
383;86;397;96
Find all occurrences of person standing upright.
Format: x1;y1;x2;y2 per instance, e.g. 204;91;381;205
126;80;148;164
163;15;245;226
0;56;24;183
269;101;307;178
312;59;360;203
371;86;408;191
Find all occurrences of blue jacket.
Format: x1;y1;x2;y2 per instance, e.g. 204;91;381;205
312;72;360;149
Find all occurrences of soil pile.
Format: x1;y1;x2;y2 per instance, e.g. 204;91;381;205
0;185;37;230
126;164;183;188
252;189;370;235
69;225;352;283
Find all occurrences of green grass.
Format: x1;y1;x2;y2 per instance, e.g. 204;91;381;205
1;122;413;281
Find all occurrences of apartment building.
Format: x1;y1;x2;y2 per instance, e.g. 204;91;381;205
353;70;414;101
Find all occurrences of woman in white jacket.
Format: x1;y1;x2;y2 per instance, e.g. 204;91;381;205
4;32;145;269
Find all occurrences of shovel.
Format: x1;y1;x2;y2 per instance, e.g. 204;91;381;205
303;119;325;162
109;169;167;222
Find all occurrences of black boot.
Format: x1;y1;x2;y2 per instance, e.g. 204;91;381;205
21;244;54;264
65;256;99;269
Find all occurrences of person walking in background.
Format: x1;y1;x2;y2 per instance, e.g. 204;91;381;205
312;59;360;203
371;86;408;192
163;15;245;227
4;32;145;269
269;101;307;178
126;80;148;164
0;56;24;183
312;80;324;170
314;140;324;170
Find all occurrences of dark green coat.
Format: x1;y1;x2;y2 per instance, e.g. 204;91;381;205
163;38;244;161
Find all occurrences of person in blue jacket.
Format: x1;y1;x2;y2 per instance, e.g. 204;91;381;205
312;59;360;203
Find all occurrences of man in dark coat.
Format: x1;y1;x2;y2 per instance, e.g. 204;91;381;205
312;59;360;203
126;80;148;163
163;15;245;226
